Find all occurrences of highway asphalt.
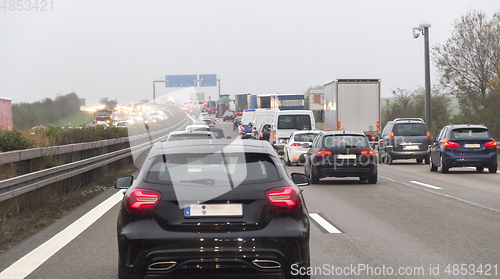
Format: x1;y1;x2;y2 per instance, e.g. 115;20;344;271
1;116;499;279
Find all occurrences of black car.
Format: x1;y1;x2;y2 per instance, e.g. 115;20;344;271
378;118;431;164
115;140;311;279
257;123;271;141
303;131;378;184
223;110;236;121
233;116;242;131
429;124;497;173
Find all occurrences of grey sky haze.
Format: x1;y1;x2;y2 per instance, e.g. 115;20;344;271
1;0;499;105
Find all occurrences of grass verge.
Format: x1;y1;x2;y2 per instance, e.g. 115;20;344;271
50;110;94;127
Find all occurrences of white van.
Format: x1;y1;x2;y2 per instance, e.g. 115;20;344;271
269;110;315;155
250;108;279;139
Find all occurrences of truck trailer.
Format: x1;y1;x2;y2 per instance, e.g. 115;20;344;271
323;79;381;145
235;93;250;114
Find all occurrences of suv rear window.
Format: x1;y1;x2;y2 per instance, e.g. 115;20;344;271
452;128;490;139
323;135;369;148
145;153;280;184
393;123;427;136
278;115;311;130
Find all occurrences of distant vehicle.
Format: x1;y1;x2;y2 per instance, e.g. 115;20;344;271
269;110;315;155
192;126;231;139
284;130;320;166
270;93;304;110
198;112;209;121
166;130;215;141
378;118;430;164
256;123;271;141
304;131;378;184
250;108;278;139
233;116;242;131
114;139;310;279
216;103;228;117
324;79;381;147
235;93;250;114
200;114;215;126
116;117;132;127
30;125;46;135
222;110;236;121
239;109;255;139
147;111;165;123
429;124;497;173
95;108;113;125
185;124;209;132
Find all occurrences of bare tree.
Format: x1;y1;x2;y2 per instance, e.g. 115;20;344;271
432;9;500;115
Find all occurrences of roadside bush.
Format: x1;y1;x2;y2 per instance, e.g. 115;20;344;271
0;130;33;152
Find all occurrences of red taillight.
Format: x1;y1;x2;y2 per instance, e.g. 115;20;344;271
316;150;332;157
443;141;459;148
390;131;394;143
291;143;301;147
360;150;375;156
266;187;301;212
484;140;497;147
427;131;430;142
260;132;263;137
125;189;161;214
371;136;376;140
272;131;276;144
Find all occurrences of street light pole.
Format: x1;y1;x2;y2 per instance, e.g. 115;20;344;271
152;80;165;104
413;22;432;134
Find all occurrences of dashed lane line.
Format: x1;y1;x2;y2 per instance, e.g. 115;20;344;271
309;213;342;234
410;181;442;190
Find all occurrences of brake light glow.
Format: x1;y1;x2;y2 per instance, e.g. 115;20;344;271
371;136;376;140
360;150;375;156
266;187;301;212
316;150;332;157
484;140;497;147
427;131;430;142
443;141;459;148
291;143;301;147
125;189;161;214
390;131;394;144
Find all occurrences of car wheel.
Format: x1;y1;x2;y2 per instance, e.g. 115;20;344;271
476;167;484;172
368;173;377;184
310;168;320;184
416;158;423;164
440;155;449;173
429;156;437;172
488;164;497;173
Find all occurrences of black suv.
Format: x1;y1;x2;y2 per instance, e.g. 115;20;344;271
379;118;431;164
429;124;497;173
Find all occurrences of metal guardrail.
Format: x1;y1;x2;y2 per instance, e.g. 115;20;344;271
0;115;190;202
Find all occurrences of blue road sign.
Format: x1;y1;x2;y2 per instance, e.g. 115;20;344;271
165;75;198;87
199;74;217;87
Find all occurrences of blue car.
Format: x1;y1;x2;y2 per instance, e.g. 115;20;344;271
429;124;497;173
239;109;255;139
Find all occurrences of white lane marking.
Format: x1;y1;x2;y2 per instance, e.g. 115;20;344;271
309;213;342;234
410;181;442;190
0;191;124;279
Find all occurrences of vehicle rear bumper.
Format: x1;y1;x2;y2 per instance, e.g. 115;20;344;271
442;151;497;167
389;150;430;160
118;217;309;277
313;164;377;178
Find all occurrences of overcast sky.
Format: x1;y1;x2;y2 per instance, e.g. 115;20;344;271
1;0;498;105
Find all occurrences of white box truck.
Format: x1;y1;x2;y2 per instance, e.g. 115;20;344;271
323;79;381;145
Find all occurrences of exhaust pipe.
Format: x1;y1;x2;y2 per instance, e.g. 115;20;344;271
252;259;281;269
148;261;177;271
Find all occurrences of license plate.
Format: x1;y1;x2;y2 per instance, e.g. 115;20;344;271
464;144;480;148
403;145;419;150
184;204;243;217
337;154;356;159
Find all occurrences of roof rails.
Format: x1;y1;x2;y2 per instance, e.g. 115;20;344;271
394;118;425;123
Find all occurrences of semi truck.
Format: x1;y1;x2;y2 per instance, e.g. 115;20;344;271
247;94;257;110
257;95;271;108
323;79;381;145
235;93;250;114
270;93;305;110
95;107;113;126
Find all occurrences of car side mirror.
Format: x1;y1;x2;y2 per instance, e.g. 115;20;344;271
291;173;310;186
248;122;252;127
302;143;311;148
115;175;133;189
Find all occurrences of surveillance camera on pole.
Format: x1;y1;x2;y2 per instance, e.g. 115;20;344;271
413;22;432;134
